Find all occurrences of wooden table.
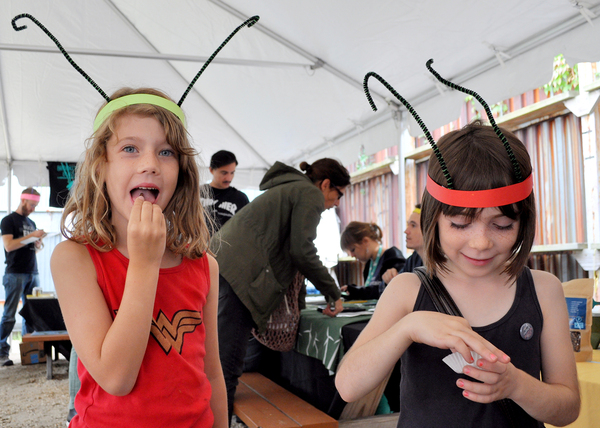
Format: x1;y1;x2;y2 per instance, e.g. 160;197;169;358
548;349;600;428
22;331;70;379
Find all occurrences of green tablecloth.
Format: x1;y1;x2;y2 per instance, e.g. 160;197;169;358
295;306;372;373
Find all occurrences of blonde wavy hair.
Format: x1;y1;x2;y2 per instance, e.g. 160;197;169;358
60;87;210;259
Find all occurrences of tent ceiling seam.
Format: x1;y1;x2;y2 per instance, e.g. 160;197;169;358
0;43;311;69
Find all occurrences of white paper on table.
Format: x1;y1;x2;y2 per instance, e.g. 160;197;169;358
337;310;374;317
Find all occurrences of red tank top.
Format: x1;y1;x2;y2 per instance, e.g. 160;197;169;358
70;246;213;428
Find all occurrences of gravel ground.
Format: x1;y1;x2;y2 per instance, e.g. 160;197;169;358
0;353;249;428
0;343;250;428
0;354;69;428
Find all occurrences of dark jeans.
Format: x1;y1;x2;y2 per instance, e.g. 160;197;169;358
218;275;255;425
0;273;38;357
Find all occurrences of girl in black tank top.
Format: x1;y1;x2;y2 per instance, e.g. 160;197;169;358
336;70;579;427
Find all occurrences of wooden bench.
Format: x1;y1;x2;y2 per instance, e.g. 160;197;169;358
22;331;70;379
234;372;338;428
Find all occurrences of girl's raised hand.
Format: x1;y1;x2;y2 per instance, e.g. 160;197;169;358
127;196;167;265
403;311;510;367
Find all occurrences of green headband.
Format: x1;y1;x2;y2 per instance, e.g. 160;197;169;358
93;94;186;132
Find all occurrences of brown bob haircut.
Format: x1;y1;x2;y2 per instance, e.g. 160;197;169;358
421;121;536;280
60;87;210;259
340;221;383;251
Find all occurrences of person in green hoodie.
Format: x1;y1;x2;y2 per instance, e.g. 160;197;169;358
211;158;350;424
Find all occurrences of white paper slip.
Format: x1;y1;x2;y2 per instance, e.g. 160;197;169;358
20;232;58;245
21;236;40;245
442;351;482;373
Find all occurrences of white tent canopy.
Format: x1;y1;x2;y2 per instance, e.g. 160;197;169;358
1;0;600;189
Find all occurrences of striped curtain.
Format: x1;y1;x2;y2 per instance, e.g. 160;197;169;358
515;114;586;245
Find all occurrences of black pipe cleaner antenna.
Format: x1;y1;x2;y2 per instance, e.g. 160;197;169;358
12;14;111;102
178;15;259;106
364;71;454;189
426;59;523;182
12;13;260;108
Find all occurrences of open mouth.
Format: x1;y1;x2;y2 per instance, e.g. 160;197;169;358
131;186;159;204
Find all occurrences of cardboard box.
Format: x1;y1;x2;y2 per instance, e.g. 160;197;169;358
20;341;46;365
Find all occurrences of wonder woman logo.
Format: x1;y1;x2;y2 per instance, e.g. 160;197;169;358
150;309;203;355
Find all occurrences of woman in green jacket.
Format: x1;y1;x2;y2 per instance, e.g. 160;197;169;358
211;158;350;423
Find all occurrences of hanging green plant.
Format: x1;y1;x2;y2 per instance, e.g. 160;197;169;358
464;95;508;120
543;54;578;96
356;145;370;171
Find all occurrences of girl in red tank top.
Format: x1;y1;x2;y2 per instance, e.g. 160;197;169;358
17;13;259;426
51;88;227;428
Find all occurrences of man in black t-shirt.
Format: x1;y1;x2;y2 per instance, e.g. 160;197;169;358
0;188;45;366
201;150;249;232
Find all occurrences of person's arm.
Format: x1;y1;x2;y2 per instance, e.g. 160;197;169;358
342;283;380;300
375;248;404;285
34;237;44;252
380;248;406;274
456;270;579;426
288;189;342;314
2;230;46;252
52;198;165;396
382;268;398;284
336;272;507;402
336;273;418;400
204;254;228;427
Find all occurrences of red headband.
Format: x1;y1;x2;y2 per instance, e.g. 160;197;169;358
21;193;40;202
426;174;533;208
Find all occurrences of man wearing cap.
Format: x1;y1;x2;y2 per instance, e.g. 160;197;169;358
0;187;45;366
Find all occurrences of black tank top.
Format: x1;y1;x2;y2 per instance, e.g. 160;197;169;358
397;267;545;427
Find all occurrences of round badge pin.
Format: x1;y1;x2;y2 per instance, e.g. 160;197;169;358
520;323;533;340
